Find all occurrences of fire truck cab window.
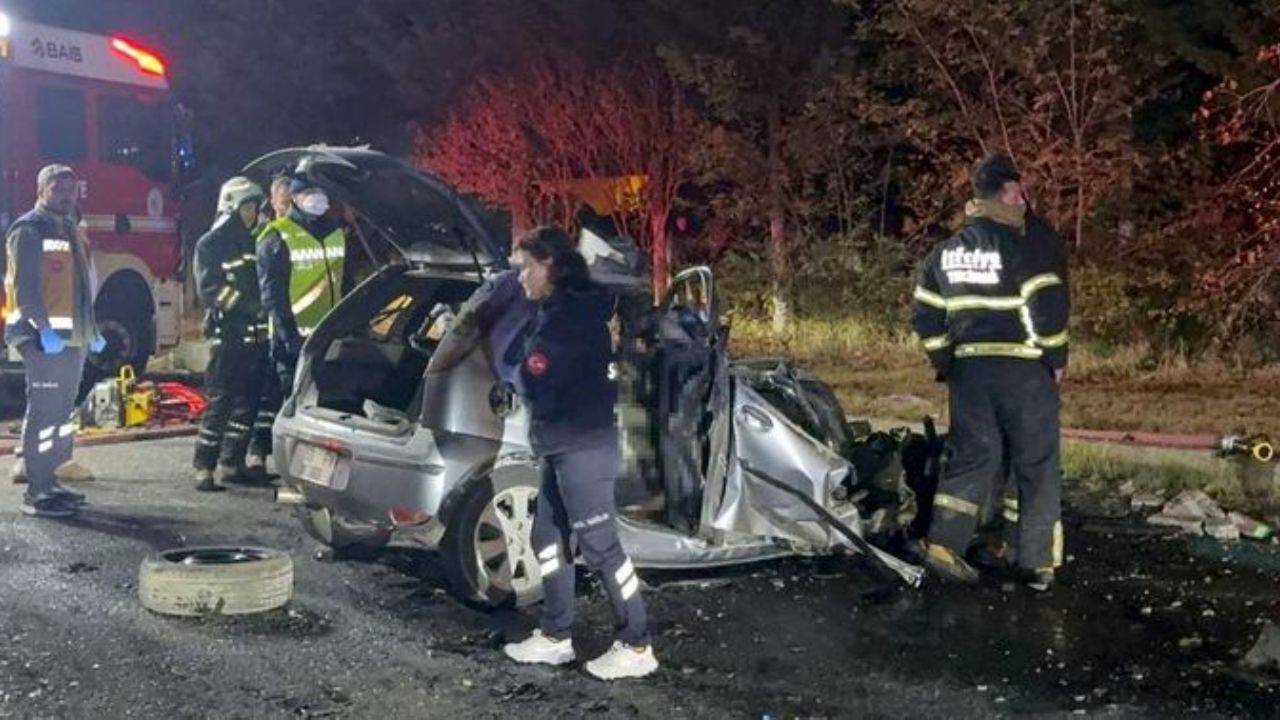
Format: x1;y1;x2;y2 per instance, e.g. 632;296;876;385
98;95;171;181
36;86;88;162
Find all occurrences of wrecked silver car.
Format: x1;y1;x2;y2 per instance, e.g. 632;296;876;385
249;146;923;607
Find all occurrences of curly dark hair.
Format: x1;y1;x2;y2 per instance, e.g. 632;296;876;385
516;226;591;291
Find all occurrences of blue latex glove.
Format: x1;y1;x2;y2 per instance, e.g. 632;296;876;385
88;334;107;354
38;328;65;354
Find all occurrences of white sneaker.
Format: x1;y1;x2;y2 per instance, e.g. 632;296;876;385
584;641;659;680
245;454;266;470
502;630;575;666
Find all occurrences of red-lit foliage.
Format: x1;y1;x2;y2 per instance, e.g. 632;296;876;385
417;55;705;294
1193;43;1280;332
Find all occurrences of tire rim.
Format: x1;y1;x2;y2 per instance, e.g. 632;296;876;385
161;547;272;565
472;484;541;603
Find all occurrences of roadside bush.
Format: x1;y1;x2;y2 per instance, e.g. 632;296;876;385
718;230;913;330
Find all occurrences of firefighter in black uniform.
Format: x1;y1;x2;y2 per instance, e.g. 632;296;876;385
192;177;270;492
911;154;1069;591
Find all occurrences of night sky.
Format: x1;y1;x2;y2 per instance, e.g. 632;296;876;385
2;0;164;39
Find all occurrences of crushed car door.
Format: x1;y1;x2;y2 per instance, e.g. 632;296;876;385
705;379;925;586
653;266;725;532
708;380;860;549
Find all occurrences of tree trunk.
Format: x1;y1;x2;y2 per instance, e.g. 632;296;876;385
766;95;792;336
651;222;670;302
769;213;792;334
1074;157;1085;251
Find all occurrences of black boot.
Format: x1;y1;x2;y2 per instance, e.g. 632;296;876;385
194;468;224;492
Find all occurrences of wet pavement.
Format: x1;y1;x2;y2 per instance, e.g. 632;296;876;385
0;438;1277;718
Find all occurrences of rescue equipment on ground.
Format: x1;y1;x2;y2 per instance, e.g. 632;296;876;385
83;365;206;429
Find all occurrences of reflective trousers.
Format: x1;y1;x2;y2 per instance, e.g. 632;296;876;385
928;358;1063;571
19;344;85;498
194;341;267;470
532;432;649;646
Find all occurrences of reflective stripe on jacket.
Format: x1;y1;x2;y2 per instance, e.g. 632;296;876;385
263;216;345;336
2;207;96;347
195;214;267;345
911;212;1070;374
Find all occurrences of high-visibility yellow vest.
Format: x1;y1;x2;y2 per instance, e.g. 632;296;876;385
3;211;92;341
264;217;345;335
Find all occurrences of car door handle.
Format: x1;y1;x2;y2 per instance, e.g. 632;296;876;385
738;404;773;432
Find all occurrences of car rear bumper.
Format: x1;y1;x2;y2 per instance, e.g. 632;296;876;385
273;409;454;524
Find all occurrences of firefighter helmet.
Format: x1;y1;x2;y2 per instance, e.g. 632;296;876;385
217;176;265;214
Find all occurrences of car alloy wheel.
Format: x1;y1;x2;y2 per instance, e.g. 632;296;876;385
472;484;542;604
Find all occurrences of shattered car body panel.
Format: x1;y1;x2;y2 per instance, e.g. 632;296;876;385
714;382;861;550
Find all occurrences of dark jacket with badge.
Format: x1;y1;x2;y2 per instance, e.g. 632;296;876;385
2;206;97;348
911;201;1069;378
512;284;617;455
194;215;266;345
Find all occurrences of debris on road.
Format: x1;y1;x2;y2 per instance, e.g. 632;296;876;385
1228;511;1275;541
1142;490;1274;542
1146;513;1202;535
1161;490;1224;520
1203;517;1240;542
1130;491;1166;511
1241;623;1280;675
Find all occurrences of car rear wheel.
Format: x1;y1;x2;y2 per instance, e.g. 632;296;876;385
440;463;543;608
296;505;392;553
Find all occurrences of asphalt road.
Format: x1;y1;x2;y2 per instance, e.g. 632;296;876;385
0;438;1277;719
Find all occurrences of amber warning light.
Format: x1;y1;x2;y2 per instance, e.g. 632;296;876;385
110;36;165;77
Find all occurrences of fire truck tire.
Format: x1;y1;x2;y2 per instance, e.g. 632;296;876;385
0;374;24;415
138;546;293;617
90;277;155;381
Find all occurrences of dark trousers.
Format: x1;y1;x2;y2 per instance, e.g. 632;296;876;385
248;354;295;459
532;433;649;646
928;358;1063;571
19;344;85;497
194;341;267;470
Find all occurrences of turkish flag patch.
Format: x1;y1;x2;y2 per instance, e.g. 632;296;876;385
525;351;550;377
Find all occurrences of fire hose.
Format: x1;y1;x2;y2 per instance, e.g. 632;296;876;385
1060;428;1274;463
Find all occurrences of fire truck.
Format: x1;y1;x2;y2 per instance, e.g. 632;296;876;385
0;11;191;405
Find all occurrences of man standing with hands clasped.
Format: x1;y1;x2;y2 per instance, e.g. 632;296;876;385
3;165;105;518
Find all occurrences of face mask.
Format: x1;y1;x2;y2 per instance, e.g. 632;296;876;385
298;192;330;217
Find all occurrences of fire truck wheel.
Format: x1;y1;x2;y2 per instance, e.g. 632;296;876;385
90;282;155;380
138;546;293;617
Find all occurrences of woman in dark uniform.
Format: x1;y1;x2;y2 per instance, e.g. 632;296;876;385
500;226;658;680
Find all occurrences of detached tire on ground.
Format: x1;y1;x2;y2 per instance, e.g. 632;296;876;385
440;462;544;608
139;547;293;617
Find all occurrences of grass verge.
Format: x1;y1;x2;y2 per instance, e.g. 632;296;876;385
729;315;1280;436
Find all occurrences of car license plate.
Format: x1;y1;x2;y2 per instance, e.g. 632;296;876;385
296;444;339;487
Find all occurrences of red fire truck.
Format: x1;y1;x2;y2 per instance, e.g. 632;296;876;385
0;11;190;404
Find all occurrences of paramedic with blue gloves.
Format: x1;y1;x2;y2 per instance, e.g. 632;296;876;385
3;165;102;518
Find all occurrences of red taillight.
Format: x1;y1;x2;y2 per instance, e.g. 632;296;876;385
321;438;344;453
388;508;430;527
110;37;166;77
